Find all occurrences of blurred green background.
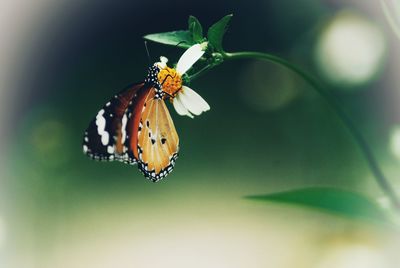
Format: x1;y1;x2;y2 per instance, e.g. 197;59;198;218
2;0;400;267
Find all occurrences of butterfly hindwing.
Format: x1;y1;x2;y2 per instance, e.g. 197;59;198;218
83;83;144;163
135;89;180;182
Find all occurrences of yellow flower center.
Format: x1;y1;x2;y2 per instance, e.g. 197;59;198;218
157;66;182;97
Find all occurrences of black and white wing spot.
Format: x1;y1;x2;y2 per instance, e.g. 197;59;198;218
83;107;119;161
82;83;144;163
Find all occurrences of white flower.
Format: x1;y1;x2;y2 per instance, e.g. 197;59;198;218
176;44;205;74
173;86;210;118
172;43;210;118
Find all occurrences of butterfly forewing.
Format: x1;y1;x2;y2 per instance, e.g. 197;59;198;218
82;83;144;163
124;84;153;160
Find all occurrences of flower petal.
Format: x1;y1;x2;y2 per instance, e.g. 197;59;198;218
179;86;210;116
173;94;194;118
176;44;205;75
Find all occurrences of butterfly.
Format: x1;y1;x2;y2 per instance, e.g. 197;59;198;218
83;64;180;182
83;45;210;182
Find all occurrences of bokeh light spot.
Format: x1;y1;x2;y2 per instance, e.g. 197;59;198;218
315;10;386;88
240;61;301;112
0;217;5;250
31;119;71;168
317;243;387;268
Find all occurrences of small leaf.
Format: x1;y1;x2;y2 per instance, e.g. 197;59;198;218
246;187;393;225
143;31;194;48
207;14;233;52
188;15;203;43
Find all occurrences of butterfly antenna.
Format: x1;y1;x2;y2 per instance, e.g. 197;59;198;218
161;41;188;64
164;41;188;56
144;41;151;65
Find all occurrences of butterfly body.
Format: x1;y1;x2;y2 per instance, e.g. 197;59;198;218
83;63;180;182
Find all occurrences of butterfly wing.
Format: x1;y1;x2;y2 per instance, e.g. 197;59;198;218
83;83;145;163
125;88;179;182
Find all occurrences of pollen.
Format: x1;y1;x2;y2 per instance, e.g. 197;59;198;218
157;66;182;97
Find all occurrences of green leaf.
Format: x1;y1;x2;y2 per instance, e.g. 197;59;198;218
143;30;194;48
188;15;203;43
246;187;393;225
207;14;233;52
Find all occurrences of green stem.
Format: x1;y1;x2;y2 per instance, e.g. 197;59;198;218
221;51;400;210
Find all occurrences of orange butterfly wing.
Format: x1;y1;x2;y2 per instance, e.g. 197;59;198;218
124;87;179;181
